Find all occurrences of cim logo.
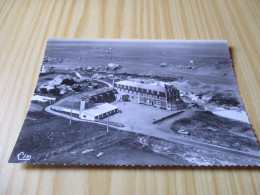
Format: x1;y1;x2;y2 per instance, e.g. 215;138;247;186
17;152;31;161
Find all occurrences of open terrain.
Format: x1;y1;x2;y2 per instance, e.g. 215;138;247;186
14;65;259;165
9;110;260;165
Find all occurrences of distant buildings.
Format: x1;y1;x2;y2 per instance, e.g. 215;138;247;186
114;80;185;110
40;65;54;74
107;63;120;70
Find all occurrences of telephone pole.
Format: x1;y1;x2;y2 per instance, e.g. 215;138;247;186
69;101;73;125
106;115;109;133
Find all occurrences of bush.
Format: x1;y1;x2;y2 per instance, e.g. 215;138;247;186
73;86;82;92
209;93;239;106
61;79;76;86
40;88;48;94
49;87;60;96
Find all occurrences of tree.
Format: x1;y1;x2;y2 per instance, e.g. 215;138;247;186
40;88;48;94
49;86;60;96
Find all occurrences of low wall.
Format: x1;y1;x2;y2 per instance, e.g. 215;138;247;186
153;110;184;124
95;119;124;127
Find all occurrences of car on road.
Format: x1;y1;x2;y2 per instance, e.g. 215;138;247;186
177;129;190;135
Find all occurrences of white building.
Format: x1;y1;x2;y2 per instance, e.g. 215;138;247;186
79;103;118;120
114;80;184;110
52;101;118;121
40;65;54;74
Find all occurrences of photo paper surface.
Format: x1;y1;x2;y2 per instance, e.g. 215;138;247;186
9;38;260;166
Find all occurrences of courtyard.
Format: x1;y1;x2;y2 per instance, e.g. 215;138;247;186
106;100;181;133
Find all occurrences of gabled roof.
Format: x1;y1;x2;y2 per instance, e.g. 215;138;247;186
75;87;111;100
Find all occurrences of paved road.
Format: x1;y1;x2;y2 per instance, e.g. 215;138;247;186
45;76;260;163
75;71;113;88
124;122;260;162
152;130;260;162
94;79;113;88
45;105;260;163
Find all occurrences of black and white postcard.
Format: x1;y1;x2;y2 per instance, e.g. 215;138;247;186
9;38;260;166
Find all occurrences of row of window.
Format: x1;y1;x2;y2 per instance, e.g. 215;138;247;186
118;88;166;100
140;99;161;106
116;84;161;95
122;94;177;109
116;84;181;99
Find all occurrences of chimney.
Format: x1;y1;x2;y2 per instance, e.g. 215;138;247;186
80;100;85;113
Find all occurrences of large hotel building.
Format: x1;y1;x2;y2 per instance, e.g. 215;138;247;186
114;80;185;110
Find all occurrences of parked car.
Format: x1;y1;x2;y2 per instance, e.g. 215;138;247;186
177;129;190;135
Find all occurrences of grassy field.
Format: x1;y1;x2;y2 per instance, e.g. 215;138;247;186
170;109;260;153
10;110;188;165
104;100;259;155
9;109;260;165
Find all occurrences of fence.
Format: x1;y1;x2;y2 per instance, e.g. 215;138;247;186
95;119;124;127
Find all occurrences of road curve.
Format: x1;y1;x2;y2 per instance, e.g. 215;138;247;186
45;105;260;164
94;79;113;89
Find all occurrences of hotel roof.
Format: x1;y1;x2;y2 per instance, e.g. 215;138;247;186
115;80;166;93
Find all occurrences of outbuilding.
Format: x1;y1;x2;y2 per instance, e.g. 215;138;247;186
79;103;118;120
